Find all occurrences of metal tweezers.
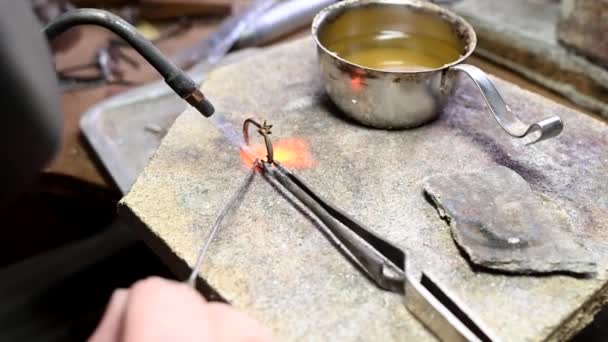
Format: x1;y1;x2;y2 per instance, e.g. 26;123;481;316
244;118;494;342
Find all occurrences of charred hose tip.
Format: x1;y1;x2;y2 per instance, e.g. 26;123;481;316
43;8;216;117
185;89;215;117
166;73;215;117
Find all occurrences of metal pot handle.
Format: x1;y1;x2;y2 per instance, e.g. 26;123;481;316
449;64;563;144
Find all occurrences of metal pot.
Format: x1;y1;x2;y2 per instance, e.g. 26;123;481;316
312;0;562;143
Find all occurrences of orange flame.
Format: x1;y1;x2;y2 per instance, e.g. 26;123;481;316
350;75;364;92
240;138;316;169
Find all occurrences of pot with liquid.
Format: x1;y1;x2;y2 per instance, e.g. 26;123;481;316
312;0;563;140
313;0;474;128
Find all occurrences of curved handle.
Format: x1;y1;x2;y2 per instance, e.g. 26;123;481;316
450;64;563;145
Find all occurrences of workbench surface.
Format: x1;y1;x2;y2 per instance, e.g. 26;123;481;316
120;38;608;341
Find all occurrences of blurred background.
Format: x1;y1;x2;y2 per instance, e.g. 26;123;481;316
0;0;606;340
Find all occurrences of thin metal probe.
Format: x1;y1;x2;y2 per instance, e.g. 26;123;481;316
187;160;259;286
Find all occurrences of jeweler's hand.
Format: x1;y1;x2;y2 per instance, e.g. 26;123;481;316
89;277;273;342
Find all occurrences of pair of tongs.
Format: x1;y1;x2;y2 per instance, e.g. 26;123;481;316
244;118;494;342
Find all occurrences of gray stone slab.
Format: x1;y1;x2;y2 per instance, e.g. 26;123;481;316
120;38;608;341
423;166;596;275
450;0;608;118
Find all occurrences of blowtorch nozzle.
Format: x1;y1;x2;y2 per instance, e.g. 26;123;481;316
185;89;215;117
44;8;216;118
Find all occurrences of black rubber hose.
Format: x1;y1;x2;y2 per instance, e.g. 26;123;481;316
43;8;215;117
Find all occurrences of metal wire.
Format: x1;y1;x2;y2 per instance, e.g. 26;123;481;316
187;160;259;286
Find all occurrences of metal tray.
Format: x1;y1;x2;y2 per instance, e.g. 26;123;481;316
80;49;258;193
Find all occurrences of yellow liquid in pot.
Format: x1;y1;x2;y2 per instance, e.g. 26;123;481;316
326;31;463;72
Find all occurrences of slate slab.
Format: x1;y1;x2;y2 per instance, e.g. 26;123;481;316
450;0;608;118
423;166;596;275
120;38;608;341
